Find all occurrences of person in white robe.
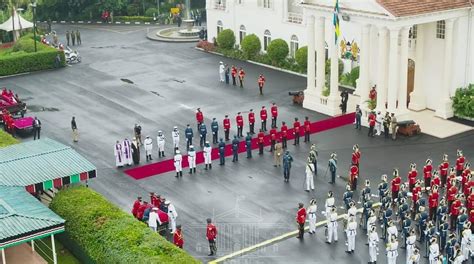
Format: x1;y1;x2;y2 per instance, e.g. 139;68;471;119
219;61;225;82
122;138;133;166
114;140;124;167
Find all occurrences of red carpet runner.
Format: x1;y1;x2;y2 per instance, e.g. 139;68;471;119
124;113;355;180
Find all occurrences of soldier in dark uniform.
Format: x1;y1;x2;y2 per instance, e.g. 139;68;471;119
231;135;239;162
185;124;193;150
218;138;225;165
361;180;371;204
439;214;449;251
456;207;468;238
282;151;293;182
437;198;448;230
199;123;207;147
245;132;252;158
382;201;393;241
445;233;457;262
362;196;373;231
402;213;411;248
415;206;428;243
380;190;391;223
66;30;70;46
76;30;81;45
71;30;76;46
378;174;389;202
425;221;436;257
342;184;353;210
398;198;409;229
309;144;318;175
328;153;337;184
211;118;219;144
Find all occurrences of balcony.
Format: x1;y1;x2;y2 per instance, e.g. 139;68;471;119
287;12;303;24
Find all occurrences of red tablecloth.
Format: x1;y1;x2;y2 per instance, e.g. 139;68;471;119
14;117;34;129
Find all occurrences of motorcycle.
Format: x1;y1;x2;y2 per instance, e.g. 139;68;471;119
64;47;81;64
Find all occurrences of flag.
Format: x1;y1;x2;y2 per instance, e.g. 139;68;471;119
333;0;340;45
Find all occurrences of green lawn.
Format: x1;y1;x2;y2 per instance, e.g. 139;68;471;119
34;237;80;264
0;130;18;148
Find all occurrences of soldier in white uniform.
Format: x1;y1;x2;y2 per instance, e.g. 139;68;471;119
453;247;464;264
305;157;315;192
376;111;383;136
386;235;399;264
406;228;417;264
429;237;440;264
174;150;183;177
114;140;124;167
219;61;225;82
157;130;165;158
166;200;178;234
345;217;357;253
408;247;421;264
172;126;180;153
122;138;133;166
387;220;398;239
307;199;317;234
188;145;196;174
347;201;357;222
461;222;472;261
144;136;153;161
368;225;379;264
367;210;377;245
325;191;335;222
203;141;212;170
326;207;338;244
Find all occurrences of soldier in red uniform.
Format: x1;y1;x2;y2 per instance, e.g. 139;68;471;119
257;129;265;155
464;173;473;198
450;195;462;230
461;163;471;194
223;115;231;141
238;67;245;87
173;225;184;248
196;108;204;131
431;171;441;189
412;181;422;209
280;121;288;149
260;106;268;132
391;169;401;201
258;74;265;95
468;187;474;211
137;201;149;221
293;117;301;145
446;168;456;191
296;202;307;239
270;102;278;128
132;196;142;219
369;85;377;101
408;163;418;192
269;127;277;152
231;65;237;86
368;111;376;137
248;109;255;134
349;164;359;191
303;116;311;142
423;159;433;191
456;149;465;176
439;154;449;187
236;112;244;138
429;185;439;221
206;218;218;256
351;145;361;169
150;192;160;208
447;179;458;212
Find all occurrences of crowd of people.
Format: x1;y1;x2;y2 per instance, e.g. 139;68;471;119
218;62;266;95
296;148;472;264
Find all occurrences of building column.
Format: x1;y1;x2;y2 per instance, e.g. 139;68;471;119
397;27;410;113
436;19;456;119
409;24;426;110
329;20;339;100
376;27;388;112
306;15;316;92
387;27;400;113
315;17;325;95
358;24;371;105
51;234;57;264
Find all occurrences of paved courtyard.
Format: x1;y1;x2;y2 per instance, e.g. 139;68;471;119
1;24;473;263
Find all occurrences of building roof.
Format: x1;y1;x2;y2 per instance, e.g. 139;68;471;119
376;0;472;17
0;186;64;249
0;138;96;187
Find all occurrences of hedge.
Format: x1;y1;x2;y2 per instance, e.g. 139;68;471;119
114;16;155;23
0;49;65;76
49;186;199;264
266;39;289;66
452;84;474;118
217;29;236;50
295;46;307;71
241;34;261;59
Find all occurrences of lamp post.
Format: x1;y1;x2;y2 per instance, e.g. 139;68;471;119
29;1;37;52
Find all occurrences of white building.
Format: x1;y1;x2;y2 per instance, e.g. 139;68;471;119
207;0;474;119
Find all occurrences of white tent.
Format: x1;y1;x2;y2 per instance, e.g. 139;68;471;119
0;9;34;41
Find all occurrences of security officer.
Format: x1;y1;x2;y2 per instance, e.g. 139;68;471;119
218;138;226;165
282;151;293;182
199;123;207;148
280;121;288;148
231;135;239;162
211;118;219;144
309;144;318;175
257;129;265;155
185;124;194;150
245;132;252;158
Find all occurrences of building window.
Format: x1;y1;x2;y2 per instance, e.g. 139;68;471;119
263;30;271;51
263;0;271;8
217;20;223;35
409;25;417;39
239;25;246;44
436;20;445;39
290;35;299;58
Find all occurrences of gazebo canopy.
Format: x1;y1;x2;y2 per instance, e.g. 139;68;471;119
0;9;33;32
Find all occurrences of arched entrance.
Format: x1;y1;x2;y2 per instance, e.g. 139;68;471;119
407;59;415;107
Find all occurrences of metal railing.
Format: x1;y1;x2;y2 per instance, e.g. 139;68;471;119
287;12;303;24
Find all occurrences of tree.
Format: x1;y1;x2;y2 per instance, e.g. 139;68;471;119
217;29;235;50
240;34;261;59
295;46;307;71
266;38;289;66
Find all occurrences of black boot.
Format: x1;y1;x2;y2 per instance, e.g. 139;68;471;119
189;169;193;174
205;164;208;170
193;168;196;173
161;151;165;157
180;171;183;177
158;152;161;158
149;155;152;160
209;164;212;169
176;172;179;177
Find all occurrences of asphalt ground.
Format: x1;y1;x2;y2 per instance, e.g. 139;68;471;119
1;24;473;263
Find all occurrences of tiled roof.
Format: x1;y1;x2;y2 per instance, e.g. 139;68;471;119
376;0;471;17
0;186;64;244
0;138;96;187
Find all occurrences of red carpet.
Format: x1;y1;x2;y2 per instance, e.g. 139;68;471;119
124;113;355;180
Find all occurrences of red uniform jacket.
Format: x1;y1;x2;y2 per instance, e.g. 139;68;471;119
293;121;301;134
304;120;311;132
350;165;358;183
462;169;471;187
236;115;243;127
132;200;141;217
451;200;461;216
429;192;439;208
456;156;465;171
408;170;418;185
296;208;307;224
447;174;456;190
223;118;231;130
239;69;245;79
260;109;267;121
468;193;474;210
271;105;277;118
207;224;217;240
423;165;433;179
173;230;184;248
270;128;277;140
412;186;421;203
248;112;255;124
258;132;265;144
352;151;361;166
258;76;265;87
391;177;401;192
196;111;204;124
439;162;449;176
447;186;457;202
465;181;474;197
369;113;376;127
369;90;377;101
150;196;160;208
431;177;440;187
231;67;237;77
137;203;149;220
470;209;474;224
281;125;288;138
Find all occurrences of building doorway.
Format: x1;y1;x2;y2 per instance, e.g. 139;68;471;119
407;59;415;108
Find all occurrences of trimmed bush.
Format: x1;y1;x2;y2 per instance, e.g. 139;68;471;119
241;34;261;59
0;49;65;76
114;16;155;23
50;186;199;264
217;29;235;50
266;39;289;66
295;46;307;71
452;84;474;118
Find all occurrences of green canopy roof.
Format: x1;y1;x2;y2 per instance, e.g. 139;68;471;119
0;138;96;187
0;186;65;249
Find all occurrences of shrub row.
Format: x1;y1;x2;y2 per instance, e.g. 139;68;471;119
114;16;155;23
0;49;65;76
49;186;199;264
452;84;474;118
